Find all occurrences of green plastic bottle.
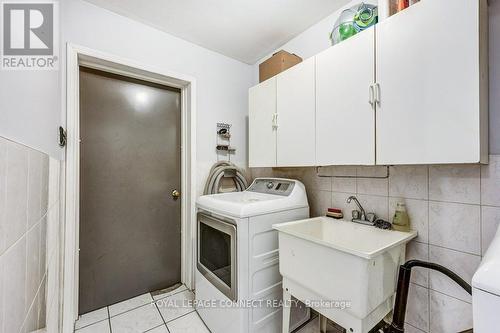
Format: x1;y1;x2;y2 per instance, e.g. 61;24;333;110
338;22;357;41
392;202;410;232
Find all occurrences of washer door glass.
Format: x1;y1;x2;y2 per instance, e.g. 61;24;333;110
199;222;232;286
197;213;237;301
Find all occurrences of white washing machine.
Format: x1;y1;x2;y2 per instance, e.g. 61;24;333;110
472;223;500;332
195;178;310;333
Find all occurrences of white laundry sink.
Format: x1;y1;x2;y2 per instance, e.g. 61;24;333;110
273;217;417;333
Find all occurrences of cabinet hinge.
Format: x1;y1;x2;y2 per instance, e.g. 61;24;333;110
272;113;279;129
59;126;67;147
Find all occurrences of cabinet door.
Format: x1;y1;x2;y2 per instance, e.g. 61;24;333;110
376;0;488;165
316;28;375;166
276;58;316;167
249;78;277;167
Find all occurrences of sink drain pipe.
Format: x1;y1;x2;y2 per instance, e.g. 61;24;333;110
380;260;472;333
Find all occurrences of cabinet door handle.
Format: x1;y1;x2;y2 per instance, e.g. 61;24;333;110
272;113;278;129
369;85;375;107
374;83;381;106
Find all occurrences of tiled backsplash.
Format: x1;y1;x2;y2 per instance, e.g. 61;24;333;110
0;136;62;333
251;156;500;333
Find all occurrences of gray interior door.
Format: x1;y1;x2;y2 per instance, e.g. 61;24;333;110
79;67;182;314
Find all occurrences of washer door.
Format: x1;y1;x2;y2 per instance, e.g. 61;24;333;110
197;213;237;301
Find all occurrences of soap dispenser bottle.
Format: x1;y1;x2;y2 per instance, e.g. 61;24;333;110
392;202;410;232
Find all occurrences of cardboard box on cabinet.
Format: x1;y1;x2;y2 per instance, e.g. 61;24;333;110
259;50;302;82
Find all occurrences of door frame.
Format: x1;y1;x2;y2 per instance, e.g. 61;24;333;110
63;43;197;333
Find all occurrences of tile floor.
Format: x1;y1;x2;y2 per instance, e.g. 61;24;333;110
74;284;345;333
74;285;210;333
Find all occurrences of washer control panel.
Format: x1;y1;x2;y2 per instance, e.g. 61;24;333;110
247;178;295;196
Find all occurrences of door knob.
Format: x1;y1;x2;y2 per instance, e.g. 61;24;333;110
172;189;181;199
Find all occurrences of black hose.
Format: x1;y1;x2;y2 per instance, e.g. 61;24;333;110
403;260;472;293
384;260;472;333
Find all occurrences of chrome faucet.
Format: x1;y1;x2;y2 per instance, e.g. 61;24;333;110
347;196;376;226
347;196;366;220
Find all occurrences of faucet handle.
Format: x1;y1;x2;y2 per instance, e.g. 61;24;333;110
366;213;377;223
352;210;361;220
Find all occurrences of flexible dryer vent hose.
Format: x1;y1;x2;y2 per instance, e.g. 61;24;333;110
203;161;248;195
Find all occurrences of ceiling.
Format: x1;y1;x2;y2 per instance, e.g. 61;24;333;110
83;0;349;64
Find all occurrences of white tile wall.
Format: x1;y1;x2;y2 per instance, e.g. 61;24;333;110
251;155;500;333
406;283;429;332
406;241;429;287
429;201;481;255
428;246;481;303
429;165;481;205
430;291;473;333
0;136;61;333
481;156;500;206
481;206;500;255
389;166;428;200
0;140;7;254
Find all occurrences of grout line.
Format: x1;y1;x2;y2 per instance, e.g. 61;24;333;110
24;150;31;333
404;322;427;333
429;288;473;305
164;309;196;324
107;287;189;320
427;242;481;257
426;165;431;333
331;189;357;195
74;317;109;331
0;142;7;261
386;175;390;219
107;307;112;333
480;165;483;255
427;199;482;207
155;300;167;326
354;167;358;194
108;301;150;319
46;199;60;215
386;196;432;202
0;135;51;156
0;208;49;258
145;323;167;332
410;280;429;290
480;203;500;208
194;310;212;333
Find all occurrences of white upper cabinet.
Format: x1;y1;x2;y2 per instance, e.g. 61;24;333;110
316;27;375;166
248;0;488;168
249;77;277;167
276;57;316;167
375;0;488;165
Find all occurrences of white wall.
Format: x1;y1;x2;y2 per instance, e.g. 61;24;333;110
0;66;61;159
251;0;376;83
59;0;253;193
253;0;500;154
1;0;254;193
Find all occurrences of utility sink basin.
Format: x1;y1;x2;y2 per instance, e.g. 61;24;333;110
273;217;417;333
